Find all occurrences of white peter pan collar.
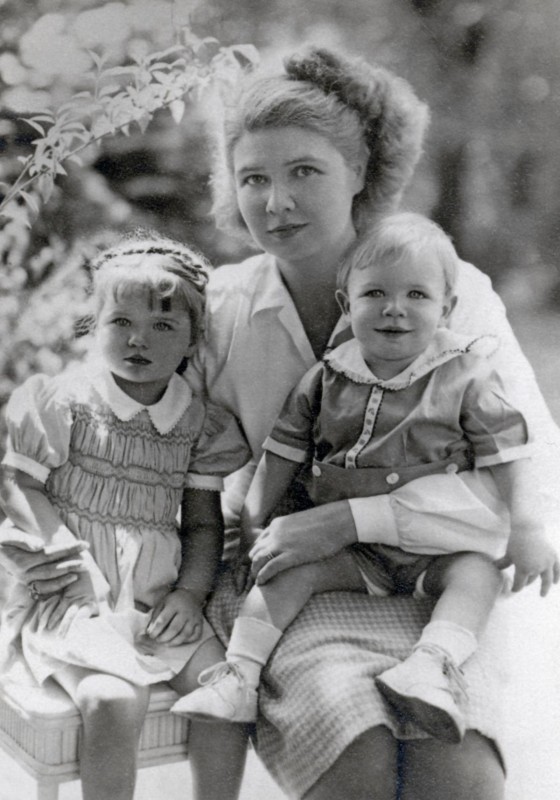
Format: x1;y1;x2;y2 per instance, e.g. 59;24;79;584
324;329;498;390
89;366;192;434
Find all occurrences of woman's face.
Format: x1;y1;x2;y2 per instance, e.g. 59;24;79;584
232;126;365;267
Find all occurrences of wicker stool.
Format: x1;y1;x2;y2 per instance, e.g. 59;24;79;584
0;678;189;800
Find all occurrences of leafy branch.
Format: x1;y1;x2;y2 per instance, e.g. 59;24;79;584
0;35;258;229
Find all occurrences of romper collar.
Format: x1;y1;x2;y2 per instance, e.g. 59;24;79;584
89;366;192;434
324;329;498;390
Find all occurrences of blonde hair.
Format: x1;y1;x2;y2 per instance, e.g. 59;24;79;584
338;212;458;297
89;230;211;348
212;46;429;242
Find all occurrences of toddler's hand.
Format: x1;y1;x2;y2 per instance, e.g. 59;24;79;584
496;529;560;596
146;588;203;645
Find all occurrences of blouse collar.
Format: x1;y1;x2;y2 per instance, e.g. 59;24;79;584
89;365;192;434
251;254;354;363
324;328;498;390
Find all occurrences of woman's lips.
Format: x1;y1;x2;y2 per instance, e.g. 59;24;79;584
125;355;151;365
267;223;307;239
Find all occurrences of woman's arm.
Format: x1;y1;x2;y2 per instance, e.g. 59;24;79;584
0;466;107;628
0;466;80;545
147;488;224;644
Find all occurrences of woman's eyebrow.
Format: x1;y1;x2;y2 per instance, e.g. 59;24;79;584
236;155;329;173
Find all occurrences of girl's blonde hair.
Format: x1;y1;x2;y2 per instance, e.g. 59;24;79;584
338;212;459;298
89;230;211;348
212;46;430;242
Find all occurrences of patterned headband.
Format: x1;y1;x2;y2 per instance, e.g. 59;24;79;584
93;245;210;292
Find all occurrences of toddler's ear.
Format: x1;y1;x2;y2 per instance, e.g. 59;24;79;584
440;294;458;323
335;289;351;318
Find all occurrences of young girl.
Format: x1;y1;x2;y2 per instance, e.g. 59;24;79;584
0;231;250;800
173;212;559;744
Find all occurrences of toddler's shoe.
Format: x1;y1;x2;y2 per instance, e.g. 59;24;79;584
171;661;258;723
375;646;467;743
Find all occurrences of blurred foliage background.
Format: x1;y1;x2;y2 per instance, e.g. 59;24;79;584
1;0;560;442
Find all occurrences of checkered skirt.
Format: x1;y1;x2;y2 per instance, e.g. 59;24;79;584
206;570;508;798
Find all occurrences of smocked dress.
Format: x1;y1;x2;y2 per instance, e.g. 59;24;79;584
0;362;248;686
196;253;560;798
265;329;530;594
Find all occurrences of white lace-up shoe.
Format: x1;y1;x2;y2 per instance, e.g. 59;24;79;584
375;646;468;743
171;661;258;723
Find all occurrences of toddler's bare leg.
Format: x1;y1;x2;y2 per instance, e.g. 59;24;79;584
171;552;367;723
54;665;149;800
423;552;504;637
240;548;367;631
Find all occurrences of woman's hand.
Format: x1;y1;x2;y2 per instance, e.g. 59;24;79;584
233;523;263;595
0;540;88;598
249;501;357;585
146;588;204;645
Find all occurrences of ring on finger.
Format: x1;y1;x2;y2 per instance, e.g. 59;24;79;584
265;552;278;563
29;581;41;601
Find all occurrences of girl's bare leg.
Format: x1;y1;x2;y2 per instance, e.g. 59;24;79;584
400;731;505;800
303;726;399;800
170;635;248;800
54;666;150;800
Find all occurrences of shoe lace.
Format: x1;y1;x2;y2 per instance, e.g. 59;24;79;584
197;660;244;688
416;645;468;706
441;658;468;705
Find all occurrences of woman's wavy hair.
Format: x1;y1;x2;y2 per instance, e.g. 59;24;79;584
212;46;430;242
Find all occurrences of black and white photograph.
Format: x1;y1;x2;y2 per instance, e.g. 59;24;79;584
0;2;559;799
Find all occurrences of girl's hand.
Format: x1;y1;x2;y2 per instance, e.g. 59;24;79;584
146;588;204;645
495;528;560;596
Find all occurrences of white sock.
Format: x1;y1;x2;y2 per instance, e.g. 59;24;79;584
416;620;477;666
226;617;283;688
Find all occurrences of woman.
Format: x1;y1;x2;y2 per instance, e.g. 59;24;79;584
5;46;558;799
192;46;559;799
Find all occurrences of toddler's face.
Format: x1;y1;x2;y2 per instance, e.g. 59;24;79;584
339;252;455;379
96;286;193;404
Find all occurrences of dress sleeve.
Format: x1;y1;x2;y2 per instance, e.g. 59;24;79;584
2;374;73;483
186;401;251;492
460;358;531;468
263;363;323;464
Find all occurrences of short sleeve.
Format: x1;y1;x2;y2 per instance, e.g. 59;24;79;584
460;359;531;468
263;362;324;464
186;402;251;492
2;374;73;483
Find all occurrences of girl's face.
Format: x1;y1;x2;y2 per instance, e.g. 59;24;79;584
232;126;365;269
337;251;456;380
96;286;193;405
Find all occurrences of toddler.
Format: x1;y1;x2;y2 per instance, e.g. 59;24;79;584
173;213;558;743
0;231;249;800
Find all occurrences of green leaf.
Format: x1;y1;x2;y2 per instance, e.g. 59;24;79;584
23;119;46;135
230;44;260;68
146;45;186;64
169;99;185;124
20;191;40;215
37;173;55;204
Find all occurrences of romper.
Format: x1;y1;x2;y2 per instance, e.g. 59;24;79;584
0;362;248;686
264;329;531;596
